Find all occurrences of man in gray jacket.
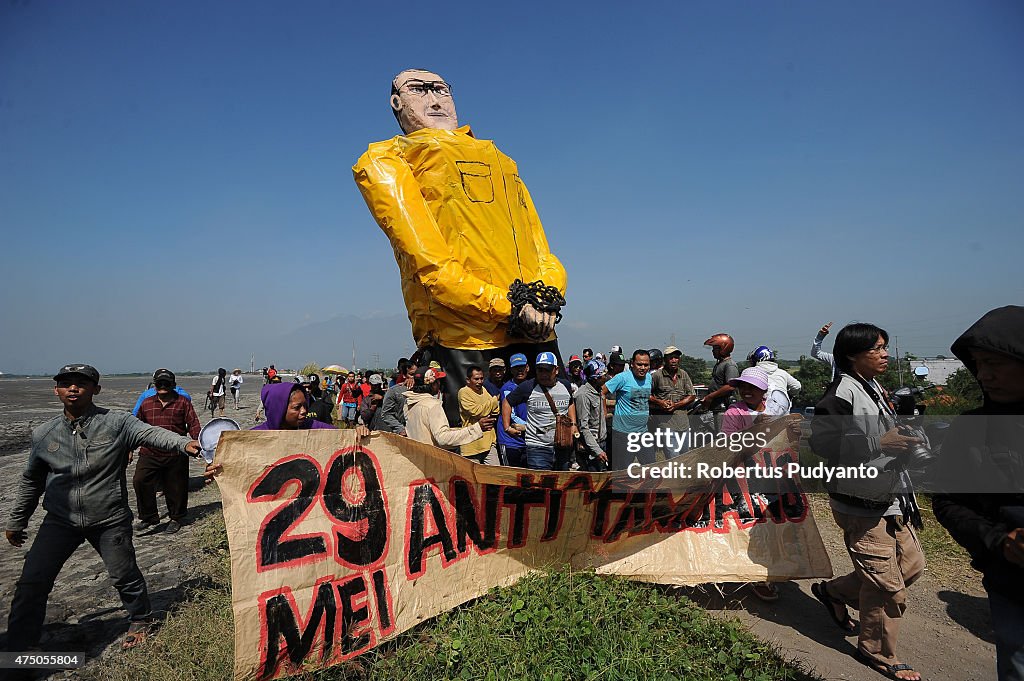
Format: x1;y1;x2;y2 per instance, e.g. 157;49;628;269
575;359;610;471
5;364;201;652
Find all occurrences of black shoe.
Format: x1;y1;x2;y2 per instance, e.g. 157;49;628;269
164;520;182;534
134;519;157;532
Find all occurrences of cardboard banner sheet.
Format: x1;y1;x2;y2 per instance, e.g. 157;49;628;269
214;425;832;680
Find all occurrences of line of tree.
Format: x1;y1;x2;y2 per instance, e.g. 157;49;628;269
785;355;982;415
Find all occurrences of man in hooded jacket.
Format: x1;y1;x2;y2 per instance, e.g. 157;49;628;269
933;305;1024;681
404;368;494;451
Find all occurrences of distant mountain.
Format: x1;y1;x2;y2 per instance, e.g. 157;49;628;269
271;313;418;370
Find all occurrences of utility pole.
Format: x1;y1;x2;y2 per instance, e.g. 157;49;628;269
250;353;255;374
352;341;357;372
895;336;904;387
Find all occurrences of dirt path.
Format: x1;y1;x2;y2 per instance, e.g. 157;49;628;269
691;496;995;680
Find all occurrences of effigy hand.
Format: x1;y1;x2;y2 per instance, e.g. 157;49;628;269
507;279;564;341
517;304;554;341
537;309;556;339
517;303;545;337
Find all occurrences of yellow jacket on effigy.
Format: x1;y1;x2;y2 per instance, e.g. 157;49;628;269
353;126;567;350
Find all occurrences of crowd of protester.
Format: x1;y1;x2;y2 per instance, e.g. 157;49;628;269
340;336;800;476
4;307;1023;681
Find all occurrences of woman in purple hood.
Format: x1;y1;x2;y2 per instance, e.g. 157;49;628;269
204;383;370;481
252;382;335;431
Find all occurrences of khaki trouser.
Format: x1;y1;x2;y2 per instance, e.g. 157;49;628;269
483;442;501;466
827;509;925;666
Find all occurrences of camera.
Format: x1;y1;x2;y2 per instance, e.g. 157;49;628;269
897;423;936;469
892;386;938;469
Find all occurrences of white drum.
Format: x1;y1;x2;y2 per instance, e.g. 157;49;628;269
198;417;240;464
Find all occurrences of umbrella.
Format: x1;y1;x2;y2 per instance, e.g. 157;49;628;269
322;365;349;374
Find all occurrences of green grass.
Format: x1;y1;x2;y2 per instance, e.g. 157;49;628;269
915;495;973;579
334;569;818;681
84;516;819;681
81;517;236;681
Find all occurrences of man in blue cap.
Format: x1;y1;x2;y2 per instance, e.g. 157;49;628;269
503;352;578;471
497;353;531;467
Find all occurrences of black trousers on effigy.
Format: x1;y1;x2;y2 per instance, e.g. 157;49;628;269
416;340;562;427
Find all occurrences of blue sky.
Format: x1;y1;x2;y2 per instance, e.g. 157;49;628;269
1;1;1021;374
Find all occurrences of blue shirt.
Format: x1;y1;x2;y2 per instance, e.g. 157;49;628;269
483;380;501;397
496;379;528;448
604;371;651;433
132;387;192;416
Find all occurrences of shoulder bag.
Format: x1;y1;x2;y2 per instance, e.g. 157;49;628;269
541;386;575;450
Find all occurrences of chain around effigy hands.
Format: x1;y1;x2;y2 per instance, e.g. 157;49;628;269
507;279;565;339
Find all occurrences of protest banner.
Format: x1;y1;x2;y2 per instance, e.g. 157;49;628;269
214;420;831;680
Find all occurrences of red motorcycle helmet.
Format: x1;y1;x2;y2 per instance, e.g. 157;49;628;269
703;333;735;356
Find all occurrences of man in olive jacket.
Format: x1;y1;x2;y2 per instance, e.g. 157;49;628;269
5;364;201;652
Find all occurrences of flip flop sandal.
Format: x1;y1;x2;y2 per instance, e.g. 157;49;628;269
122;621;151;650
811;581;859;634
856;650;923;680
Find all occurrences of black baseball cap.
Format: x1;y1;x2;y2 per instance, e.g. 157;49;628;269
608;352;626;366
54;364;100;383
153;368;176;385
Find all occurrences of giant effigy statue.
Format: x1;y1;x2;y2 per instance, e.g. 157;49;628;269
353;69;567;423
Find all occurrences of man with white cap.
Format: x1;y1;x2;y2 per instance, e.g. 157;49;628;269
404;368;495;451
503;352;578;471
